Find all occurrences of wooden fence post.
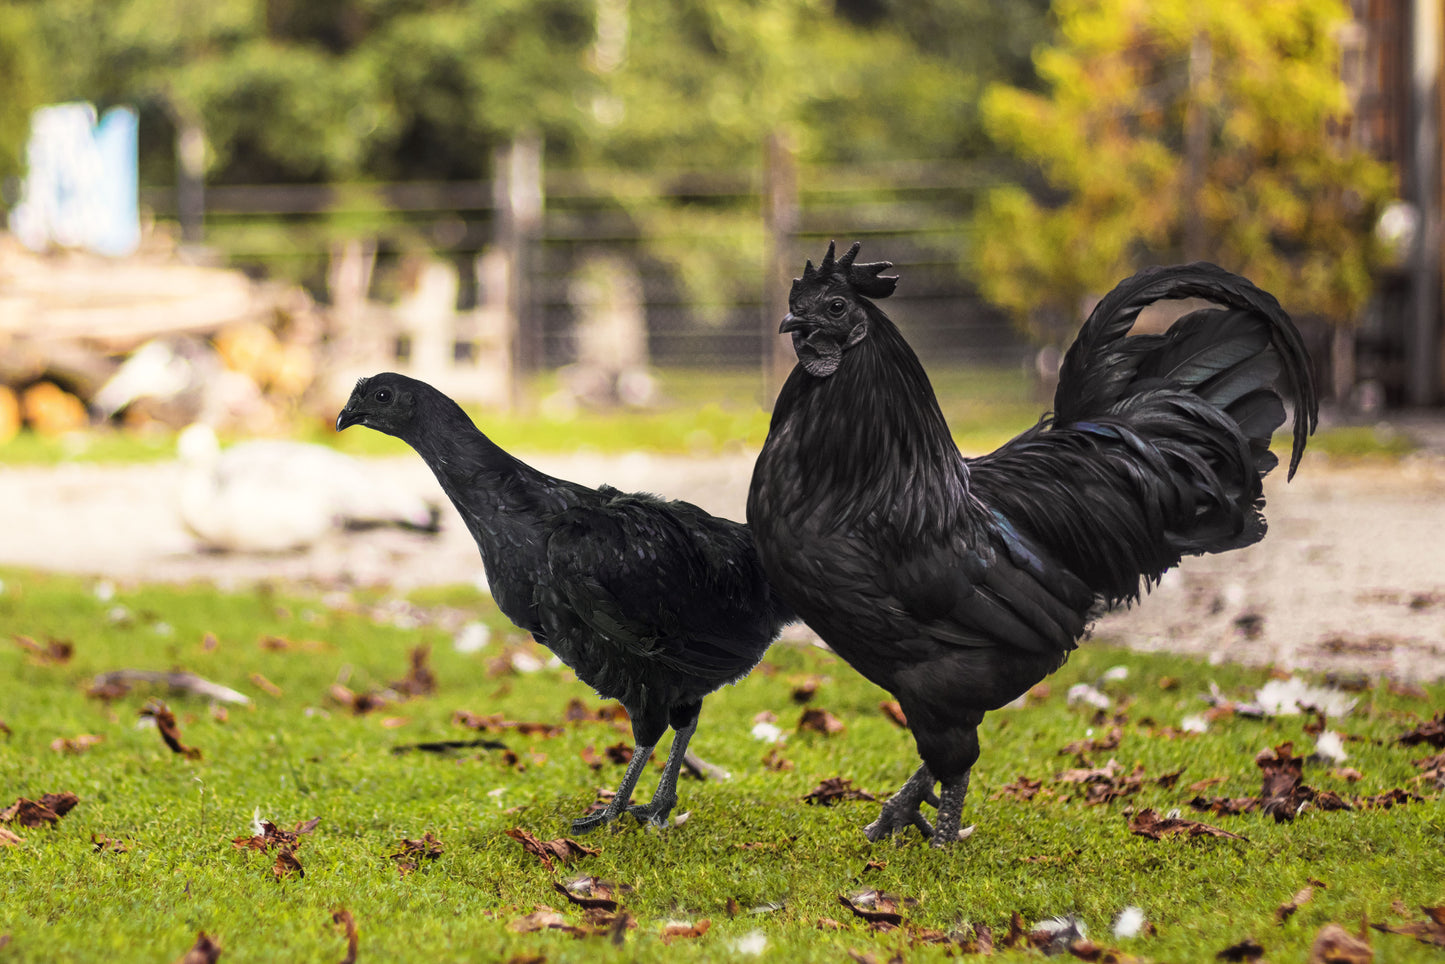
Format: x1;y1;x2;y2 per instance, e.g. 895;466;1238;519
763;130;799;399
495;132;544;408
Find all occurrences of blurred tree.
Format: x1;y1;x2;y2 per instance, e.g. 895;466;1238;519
0;2;47;186
971;0;1395;345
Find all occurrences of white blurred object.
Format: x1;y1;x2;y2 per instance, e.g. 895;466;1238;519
1066;682;1112;710
176;423;439;552
1113;906;1147;939
1314;730;1348;763
1253;677;1357;718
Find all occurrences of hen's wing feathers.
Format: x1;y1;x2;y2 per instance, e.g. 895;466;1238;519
543;493;772;682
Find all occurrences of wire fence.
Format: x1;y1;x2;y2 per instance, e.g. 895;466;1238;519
143;159;1032;376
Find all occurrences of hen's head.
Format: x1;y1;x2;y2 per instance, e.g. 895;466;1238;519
336;372;425;438
782;241;898;377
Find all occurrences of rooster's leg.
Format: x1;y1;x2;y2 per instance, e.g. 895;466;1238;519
571;742;656;834
864;764;937;841
625;717;697;827
928;770;972;849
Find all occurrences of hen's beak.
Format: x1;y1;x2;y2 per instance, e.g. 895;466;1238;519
779;313;807;334
335;408;362;432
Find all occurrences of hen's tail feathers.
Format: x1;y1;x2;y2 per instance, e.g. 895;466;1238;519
1054;262;1318;480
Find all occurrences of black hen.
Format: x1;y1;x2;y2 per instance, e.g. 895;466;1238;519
338;373;794;832
747;242;1316;847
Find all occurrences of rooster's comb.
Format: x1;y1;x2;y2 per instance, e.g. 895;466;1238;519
797;241;898;300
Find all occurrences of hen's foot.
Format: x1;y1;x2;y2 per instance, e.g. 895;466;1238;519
863;764;937;842
927;772;973;849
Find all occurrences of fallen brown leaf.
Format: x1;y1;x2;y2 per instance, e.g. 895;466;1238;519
789;674;823;703
1371;905;1445;947
801;777;876;806
1060;726;1123;757
1413;752;1445;788
603;742;635;765
505;827;599;872
838;890;916;927
761;746;793;771
91;833;129;853
249;673;283;697
0;827;24;846
138;701;202;760
272;849;305;879
1397;713;1445;750
507;906;585;936
797;707;845;736
331;907;359;964
1;792;80;828
659;919;711;943
50;734;104;754
879;700;908;728
1215;937;1265;961
957;922;995;955
993;775;1051;802
13;634;73;664
453;710;563;737
391;643;437;697
1330;767;1364;783
1277;885;1318;924
1308;922;1373;962
174;931;222;964
1127;808;1247;841
552;875;632;911
390;832;443;876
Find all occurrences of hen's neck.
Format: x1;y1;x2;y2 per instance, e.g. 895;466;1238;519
769;306;972;535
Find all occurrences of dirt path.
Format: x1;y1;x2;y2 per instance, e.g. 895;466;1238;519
2;448;1442;681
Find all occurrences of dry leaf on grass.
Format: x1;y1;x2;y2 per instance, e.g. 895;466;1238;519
838;890;916;928
390;832;443;876
1277;884;1321;924
878;700;908;727
248;673;284;697
1215;937;1265;961
508;906;585;936
1;792;79;828
50;734;104;754
761;747;793;771
13;634;73;664
659;919;710;943
993;775;1051;802
91;833;129;853
173;931;222;964
1396;713;1445;749
332;907;359;964
789;675;823;703
390;738;508;756
1371;905;1445;947
1060;726;1123;757
0;827;24;846
801;777;876;806
453;710;563;737
1308;923;1373;962
552;875;632;911
138;701;202;760
1127;808;1247;841
390;644;437;697
797;707;845;736
505;827;599;872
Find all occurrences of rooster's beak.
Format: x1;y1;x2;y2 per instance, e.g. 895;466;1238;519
336;408;362;432
779;313;807;335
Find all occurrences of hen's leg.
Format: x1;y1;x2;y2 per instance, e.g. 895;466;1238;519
928;770;972;849
571;741;656;834
864;764;937;841
626;719;696;827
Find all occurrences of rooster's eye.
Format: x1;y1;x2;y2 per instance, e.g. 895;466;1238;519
827;298;846;317
374;388;392;403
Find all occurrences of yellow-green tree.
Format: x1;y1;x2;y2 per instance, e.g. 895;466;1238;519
972;0;1395;344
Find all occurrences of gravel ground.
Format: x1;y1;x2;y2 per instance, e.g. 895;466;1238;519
2;445;1442;681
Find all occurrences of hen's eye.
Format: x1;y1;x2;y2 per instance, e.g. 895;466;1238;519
374;388;392;403
827;298;846;317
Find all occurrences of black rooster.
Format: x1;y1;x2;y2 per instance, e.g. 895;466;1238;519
747;242;1316;847
338;373;794;832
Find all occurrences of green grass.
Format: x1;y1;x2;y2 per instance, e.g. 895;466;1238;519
1;569;1441;962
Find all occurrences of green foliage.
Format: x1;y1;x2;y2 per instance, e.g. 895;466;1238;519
0;3;48;183
973;0;1395;344
0;568;1442;962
